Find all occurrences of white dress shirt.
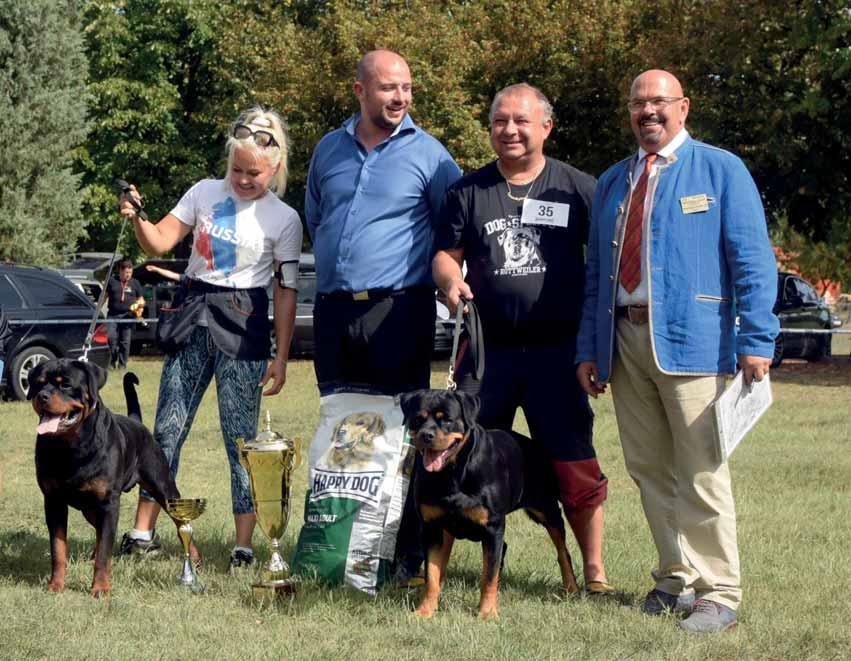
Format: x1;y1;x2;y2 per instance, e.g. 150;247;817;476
616;128;689;306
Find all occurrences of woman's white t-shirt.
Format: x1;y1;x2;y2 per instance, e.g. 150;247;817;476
169;179;302;289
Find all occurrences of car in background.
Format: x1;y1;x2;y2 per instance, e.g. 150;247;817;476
0;264;110;400
58;252;120;307
772;271;838;366
433;295;456;355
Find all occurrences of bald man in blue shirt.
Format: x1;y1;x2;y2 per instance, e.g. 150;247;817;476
305;49;462;583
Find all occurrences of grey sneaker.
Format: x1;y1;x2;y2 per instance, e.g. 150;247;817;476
678;599;737;633
641;588;695;615
118;531;161;557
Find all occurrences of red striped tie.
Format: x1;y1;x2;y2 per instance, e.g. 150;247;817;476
619;153;657;293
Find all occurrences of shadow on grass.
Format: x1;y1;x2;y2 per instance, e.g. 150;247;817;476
226;554;639;618
0;524;252;591
0;528;79;587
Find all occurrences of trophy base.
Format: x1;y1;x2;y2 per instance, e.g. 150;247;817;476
251;579;297;602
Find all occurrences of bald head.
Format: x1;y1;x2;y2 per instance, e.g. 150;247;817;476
356;50;409;84
630;69;684;99
353;50;412;136
629;69;689;153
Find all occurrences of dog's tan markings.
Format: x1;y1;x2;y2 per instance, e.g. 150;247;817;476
79;477;110;500
544;523;580;594
462;505;490;526
433;431;465;450
414;532;454;618
48;530;69;593
55;376;63;383
435;410;444;420
420;504;445;522
417;410;428;420
478;545;501;620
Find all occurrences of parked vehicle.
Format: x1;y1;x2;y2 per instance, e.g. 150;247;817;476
58;252;118;306
0;264;110;400
772;271;837;366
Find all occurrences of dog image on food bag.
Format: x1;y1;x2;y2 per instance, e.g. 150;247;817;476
28;358;180;597
319;411;386;470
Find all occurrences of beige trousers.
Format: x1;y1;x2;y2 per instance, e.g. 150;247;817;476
611;318;741;610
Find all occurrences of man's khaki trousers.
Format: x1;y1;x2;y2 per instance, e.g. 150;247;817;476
611;317;741;610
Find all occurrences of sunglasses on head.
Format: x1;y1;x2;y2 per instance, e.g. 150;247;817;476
233;124;278;148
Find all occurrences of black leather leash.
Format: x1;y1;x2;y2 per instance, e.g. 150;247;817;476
446;297;484;391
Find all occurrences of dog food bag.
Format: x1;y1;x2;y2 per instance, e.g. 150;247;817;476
292;392;414;594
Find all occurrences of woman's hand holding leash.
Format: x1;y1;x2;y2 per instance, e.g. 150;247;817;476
115;179;147;221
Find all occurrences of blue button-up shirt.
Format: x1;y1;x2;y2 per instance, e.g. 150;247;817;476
305;113;462;293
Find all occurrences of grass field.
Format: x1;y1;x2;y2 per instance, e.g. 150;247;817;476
1;354;849;660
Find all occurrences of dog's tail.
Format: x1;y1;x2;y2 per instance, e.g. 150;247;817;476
123;372;142;423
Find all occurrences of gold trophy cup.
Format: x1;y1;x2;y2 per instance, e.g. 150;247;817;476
164;498;206;593
237;411;301;601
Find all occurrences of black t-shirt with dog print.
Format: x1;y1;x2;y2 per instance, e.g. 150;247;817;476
436;157;595;346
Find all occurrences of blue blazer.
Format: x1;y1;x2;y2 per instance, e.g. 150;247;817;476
576;137;779;382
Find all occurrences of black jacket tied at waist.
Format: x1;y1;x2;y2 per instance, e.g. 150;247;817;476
157;278;271;360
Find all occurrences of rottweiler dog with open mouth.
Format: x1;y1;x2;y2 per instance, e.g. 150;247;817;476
400;388;579;619
28;358;180;597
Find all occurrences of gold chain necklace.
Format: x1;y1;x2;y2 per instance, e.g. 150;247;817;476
498;161;545;201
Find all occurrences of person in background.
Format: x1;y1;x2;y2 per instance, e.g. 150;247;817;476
117;106;302;571
105;259;145;369
304;49;462;584
576;70;778;633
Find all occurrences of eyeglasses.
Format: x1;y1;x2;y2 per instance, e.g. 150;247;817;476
233;124;279;148
627;97;684;113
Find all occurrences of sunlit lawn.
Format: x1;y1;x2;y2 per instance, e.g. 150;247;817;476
0;354;849;660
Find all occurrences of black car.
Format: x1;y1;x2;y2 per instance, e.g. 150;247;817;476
772;271;837;366
0;264;110;400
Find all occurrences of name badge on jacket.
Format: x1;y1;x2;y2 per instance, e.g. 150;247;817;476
680;194;710;214
522;198;570;228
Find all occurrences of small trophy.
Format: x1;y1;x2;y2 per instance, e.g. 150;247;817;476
165;498;206;593
237;411;301;601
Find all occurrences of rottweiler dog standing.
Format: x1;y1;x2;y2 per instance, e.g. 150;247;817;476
28;358;180;597
400;389;580;619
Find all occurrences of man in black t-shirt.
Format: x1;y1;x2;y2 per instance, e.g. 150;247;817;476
105;259;145;369
433;83;613;594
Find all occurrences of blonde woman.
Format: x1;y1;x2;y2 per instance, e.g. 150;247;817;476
117;107;302;570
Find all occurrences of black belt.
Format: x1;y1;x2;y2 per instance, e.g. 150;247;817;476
616;305;649;324
320;285;431;302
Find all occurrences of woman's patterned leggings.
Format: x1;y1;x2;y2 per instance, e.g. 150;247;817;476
140;326;266;514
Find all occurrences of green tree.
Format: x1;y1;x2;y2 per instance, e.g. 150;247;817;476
0;0;89;265
78;0;224;259
639;0;851;283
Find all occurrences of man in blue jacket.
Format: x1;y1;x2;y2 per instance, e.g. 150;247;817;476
576;70;778;633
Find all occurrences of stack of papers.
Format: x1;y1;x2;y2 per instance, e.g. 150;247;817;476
712;371;773;462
